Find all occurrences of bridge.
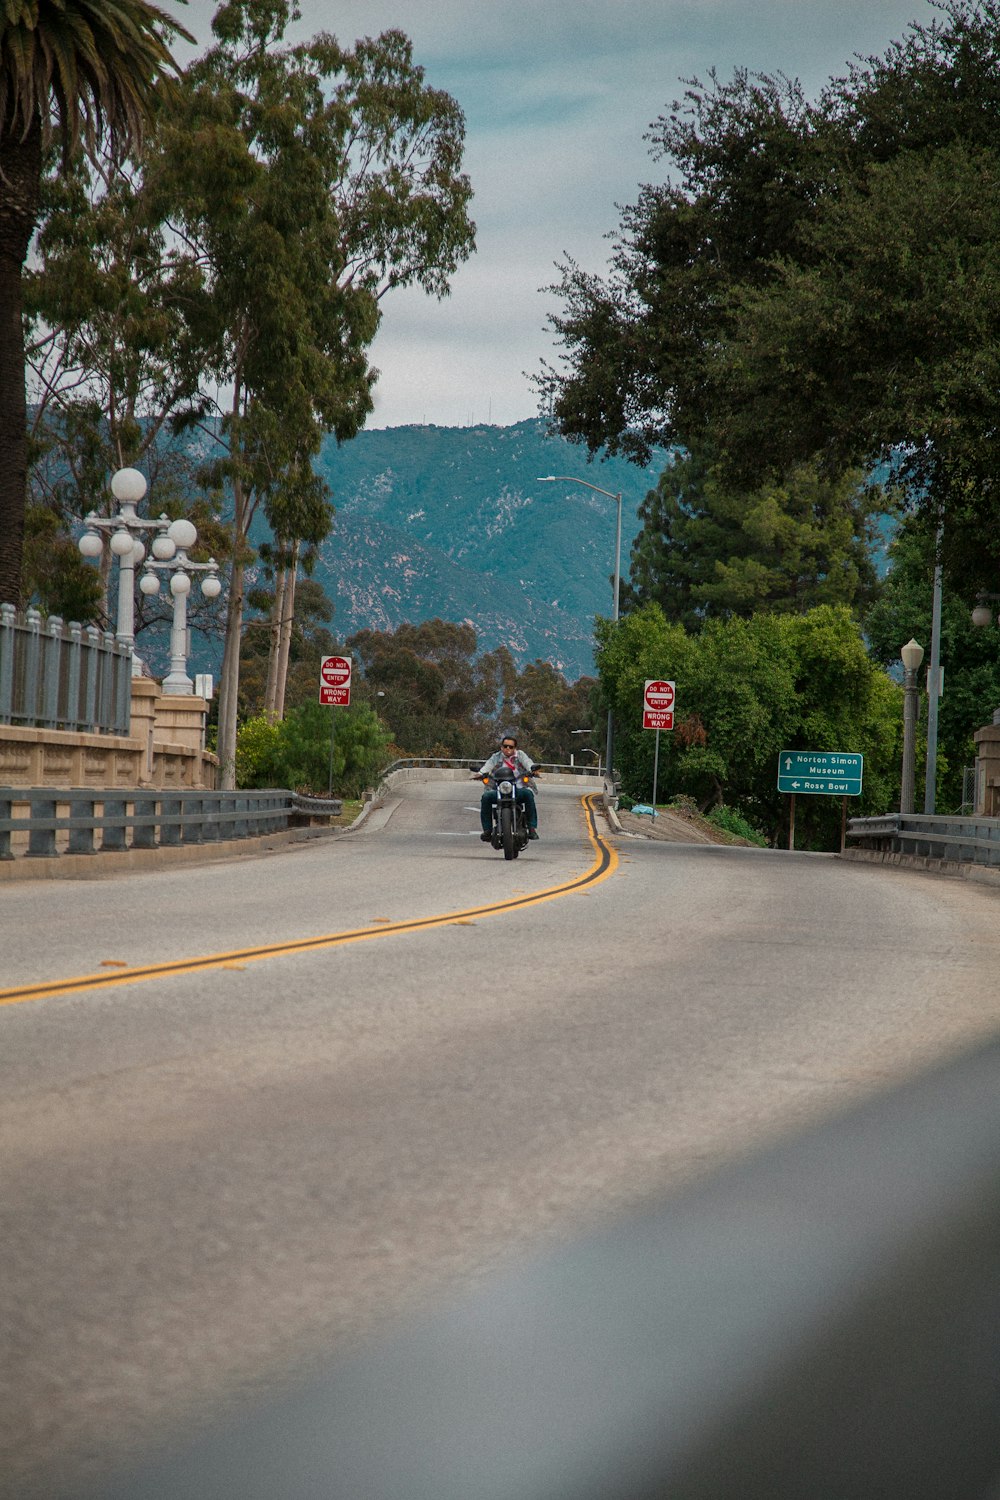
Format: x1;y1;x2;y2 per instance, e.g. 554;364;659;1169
2;769;999;1497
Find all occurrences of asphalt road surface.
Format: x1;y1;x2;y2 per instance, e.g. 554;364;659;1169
2;776;999;1496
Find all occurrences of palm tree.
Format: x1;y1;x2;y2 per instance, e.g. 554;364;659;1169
0;0;191;606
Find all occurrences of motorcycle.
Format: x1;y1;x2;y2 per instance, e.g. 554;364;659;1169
474;767;539;860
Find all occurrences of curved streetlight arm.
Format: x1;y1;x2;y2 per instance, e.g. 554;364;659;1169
536;475;620;502
536;476;623;622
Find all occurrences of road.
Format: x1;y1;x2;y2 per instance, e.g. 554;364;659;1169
2;775;999;1496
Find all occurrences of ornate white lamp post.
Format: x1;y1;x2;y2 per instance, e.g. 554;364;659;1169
971;593;1000;628
900;637;924;815
78;467;173;673
139;519;221;695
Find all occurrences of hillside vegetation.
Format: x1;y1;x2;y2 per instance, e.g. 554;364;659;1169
310;420;663;680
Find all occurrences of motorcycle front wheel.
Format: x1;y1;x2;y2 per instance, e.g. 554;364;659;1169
500;803;516;860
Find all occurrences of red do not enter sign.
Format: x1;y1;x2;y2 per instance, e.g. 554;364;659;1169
320;655;351;687
644;679;675;711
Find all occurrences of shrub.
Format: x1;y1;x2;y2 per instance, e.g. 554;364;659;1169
235;702;392;797
666;794;700;815
703;804;769;846
234;715;284;787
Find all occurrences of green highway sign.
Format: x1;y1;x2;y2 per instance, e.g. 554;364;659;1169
777;751;864;797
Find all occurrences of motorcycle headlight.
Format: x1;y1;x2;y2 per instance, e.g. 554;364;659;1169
499;780;514;796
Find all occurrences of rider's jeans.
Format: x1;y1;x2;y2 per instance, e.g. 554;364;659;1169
481;786;537;832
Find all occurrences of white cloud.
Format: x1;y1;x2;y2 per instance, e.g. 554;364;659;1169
163;0;942;429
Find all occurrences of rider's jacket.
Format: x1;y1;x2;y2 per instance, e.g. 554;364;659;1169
477;748;535;783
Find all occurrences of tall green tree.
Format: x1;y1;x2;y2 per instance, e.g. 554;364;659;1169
863;522;1000;811
241;574;338;718
152;0;475;785
597;601;901;848
0;0;190;606
26;150;205;478
345;618;595;763
717;136;1000;573
541;0;1000;590
348;619;492;756
626;450;891;628
538;65;824;468
492;659;598;765
23;145;209;626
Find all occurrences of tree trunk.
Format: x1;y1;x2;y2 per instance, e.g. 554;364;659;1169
216;552;244;790
263;560;287;720
274;542;299;720
0;120;42;607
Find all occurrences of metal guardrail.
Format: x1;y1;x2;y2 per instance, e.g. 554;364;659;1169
0;604;132;735
0;787;342;860
0;761;610;864
846;811;1000;868
93;1036;1000;1499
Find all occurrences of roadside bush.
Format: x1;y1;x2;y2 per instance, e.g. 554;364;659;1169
235;702;392;796
666;794;700;815
703;804;769;846
234;715;284;788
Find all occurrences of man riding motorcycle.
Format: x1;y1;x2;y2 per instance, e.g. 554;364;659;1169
476;732;539;841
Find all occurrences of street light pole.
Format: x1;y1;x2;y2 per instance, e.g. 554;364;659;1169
570;728;600;778
139;519;221;695
923;523;943;813
538;476;622;786
900;637;924;815
78;467;174;672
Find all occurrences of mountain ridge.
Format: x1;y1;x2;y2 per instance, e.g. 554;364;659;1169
312;418;666;680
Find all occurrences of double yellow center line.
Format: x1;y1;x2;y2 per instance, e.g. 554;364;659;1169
0;795;618;1007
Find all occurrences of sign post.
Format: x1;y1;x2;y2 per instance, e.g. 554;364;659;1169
777;751;864;851
319;655;352;795
643;681;675;810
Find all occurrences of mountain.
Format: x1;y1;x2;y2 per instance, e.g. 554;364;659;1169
311;419;666;680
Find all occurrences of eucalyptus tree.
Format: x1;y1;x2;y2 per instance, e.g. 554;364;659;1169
248;451;331;721
0;0;190;606
152;0;475;785
26;150;207;483
23;144;211;633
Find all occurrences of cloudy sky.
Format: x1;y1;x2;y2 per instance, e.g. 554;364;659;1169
169;0;941;431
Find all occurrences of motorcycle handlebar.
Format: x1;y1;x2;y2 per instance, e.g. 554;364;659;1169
473;773;538;784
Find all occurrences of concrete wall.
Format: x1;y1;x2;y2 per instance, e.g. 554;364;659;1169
0;679;218;790
974;720;1000;816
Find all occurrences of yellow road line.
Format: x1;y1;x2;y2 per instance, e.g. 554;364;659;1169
0;795;618;1007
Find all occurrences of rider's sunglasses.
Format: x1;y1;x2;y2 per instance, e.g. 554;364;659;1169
501;741;515;749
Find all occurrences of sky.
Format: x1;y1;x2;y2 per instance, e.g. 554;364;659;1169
168;0;943;431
